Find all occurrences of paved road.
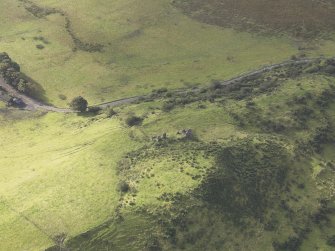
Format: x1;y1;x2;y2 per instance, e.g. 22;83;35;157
0;57;327;113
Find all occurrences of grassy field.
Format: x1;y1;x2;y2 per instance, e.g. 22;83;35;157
1;0;335;107
0;111;143;250
1;1;335;250
0;101;6;108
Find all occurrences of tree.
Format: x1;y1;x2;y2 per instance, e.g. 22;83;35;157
70;96;88;112
0;52;9;61
17;79;31;94
3;69;20;85
0;62;10;73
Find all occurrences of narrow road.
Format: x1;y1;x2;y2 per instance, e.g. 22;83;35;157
0;77;73;112
0;57;327;113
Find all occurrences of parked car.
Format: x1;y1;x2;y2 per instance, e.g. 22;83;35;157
7;97;25;108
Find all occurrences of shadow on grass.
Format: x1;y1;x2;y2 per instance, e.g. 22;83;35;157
76;111;99;117
21;72;50;104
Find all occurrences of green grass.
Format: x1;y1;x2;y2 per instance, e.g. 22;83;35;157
1;2;335;249
144;103;240;141
0;111;141;250
0;71;334;250
2;0;335;107
0;101;6;108
77;72;335;250
123;148;212;208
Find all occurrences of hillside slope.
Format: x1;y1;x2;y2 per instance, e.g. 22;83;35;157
1;58;334;250
0;0;335;106
0;1;335;250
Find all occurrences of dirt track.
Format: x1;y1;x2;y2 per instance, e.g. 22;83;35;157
0;57;327;113
0;77;73;112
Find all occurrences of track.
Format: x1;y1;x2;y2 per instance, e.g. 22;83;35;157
0;57;327;113
0;77;73;112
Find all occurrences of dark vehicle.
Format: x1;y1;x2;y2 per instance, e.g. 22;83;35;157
7;97;26;108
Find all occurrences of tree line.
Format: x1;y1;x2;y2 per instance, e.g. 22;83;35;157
0;52;36;95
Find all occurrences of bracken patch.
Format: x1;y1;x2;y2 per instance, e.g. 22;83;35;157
173;0;335;37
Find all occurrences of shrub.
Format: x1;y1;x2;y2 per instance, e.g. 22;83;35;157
324;65;335;75
58;94;67;100
125;115;143;126
153;87;168;94
17;79;35;95
87;106;101;114
292;106;314;123
245;100;255;108
326;59;335;66
234;87;253;100
162;102;175;112
304;65;320;74
146;237;162;251
3;68;20;85
104;107;117;118
273;237;302;251
197;103;207;109
262;120;286;133
117;181;130;193
291;55;298;61
201;139;289;220
327;235;335;247
36;44;45;50
165;91;173;98
0;52;9;61
69;96;88;112
209;79;222;90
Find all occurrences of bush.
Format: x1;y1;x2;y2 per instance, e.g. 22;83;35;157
146;237;162;251
291;55;298;61
87;106;101;114
304;65;320;74
70;96;88;112
125;115;143;126
117;181;130;193
292;106;314;123
209;79;222;90
327;235;335;247
326;59;335;66
201;139;289;220
324;65;335;75
58;94;67;100
153;87;168;94
36;44;45;50
104;107;117;118
0;52;9;61
273;237;302;251
262;120;286;133
162;102;175;112
17;79;35;95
